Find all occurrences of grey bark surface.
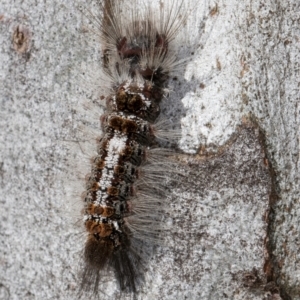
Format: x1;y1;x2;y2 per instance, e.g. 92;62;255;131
0;0;299;299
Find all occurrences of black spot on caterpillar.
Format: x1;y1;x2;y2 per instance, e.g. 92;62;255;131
74;0;189;297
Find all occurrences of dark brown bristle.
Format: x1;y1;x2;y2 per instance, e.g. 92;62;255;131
84;236;114;269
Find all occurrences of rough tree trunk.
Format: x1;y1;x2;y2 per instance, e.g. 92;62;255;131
0;0;298;299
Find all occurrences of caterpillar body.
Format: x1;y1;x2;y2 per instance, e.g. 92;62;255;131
77;0;187;295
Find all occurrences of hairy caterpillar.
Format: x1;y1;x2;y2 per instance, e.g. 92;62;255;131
75;0;188;296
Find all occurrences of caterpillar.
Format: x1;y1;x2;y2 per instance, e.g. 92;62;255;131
75;0;188;296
